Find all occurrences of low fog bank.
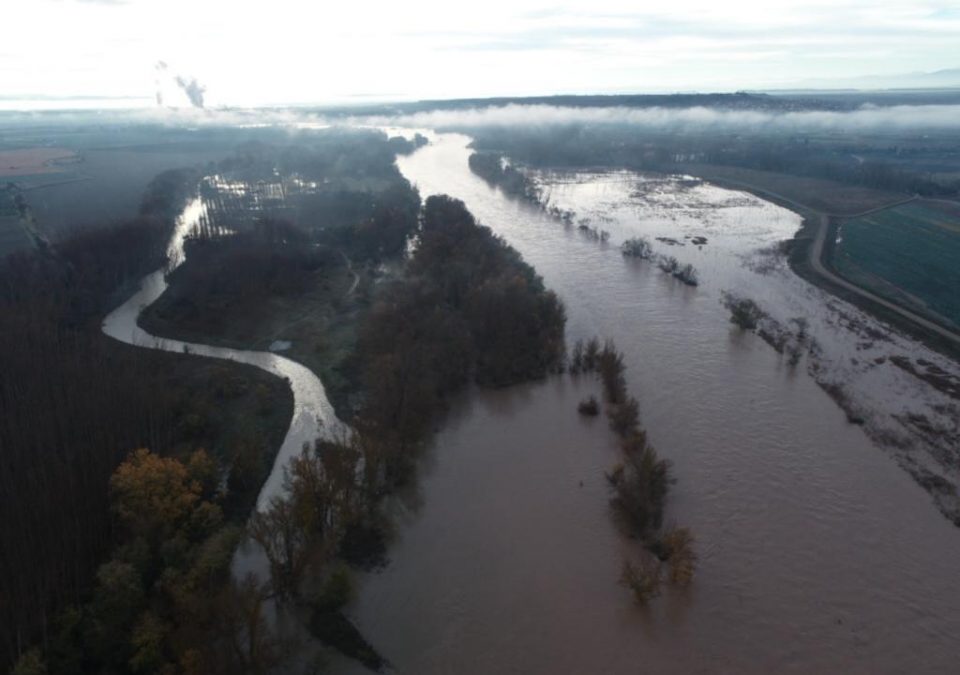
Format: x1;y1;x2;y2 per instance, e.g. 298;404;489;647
365;103;960;133
4;101;960;135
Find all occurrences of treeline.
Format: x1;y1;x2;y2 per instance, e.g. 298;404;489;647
0;169;291;670
220;128;403;186
356;194;566;478
320;181;422;261
622;237;699;286
205;129;422;262
469;124;960;199
171;219;339;308
571;337;696;603
468;152;542;203
386;133;428;156
240;195;567;665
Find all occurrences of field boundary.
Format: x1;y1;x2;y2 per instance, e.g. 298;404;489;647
687;170;960;360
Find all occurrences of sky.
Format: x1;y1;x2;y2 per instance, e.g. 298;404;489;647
2;0;959;107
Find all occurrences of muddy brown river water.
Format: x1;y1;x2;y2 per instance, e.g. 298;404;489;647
335;133;960;674
104;129;960;674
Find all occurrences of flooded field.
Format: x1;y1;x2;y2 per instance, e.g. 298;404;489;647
334;132;960;673
535;168;960;520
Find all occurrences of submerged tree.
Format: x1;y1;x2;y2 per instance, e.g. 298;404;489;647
248;496;311;601
620;557;662;605
607;437;672;538
621;237;654;259
661;526;698;586
723;292;766;331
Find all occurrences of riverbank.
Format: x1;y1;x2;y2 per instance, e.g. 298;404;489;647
529;159;960;523
676;165;960;362
125;181;569;670
369;132;960;672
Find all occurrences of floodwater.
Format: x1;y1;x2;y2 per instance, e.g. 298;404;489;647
335;133;960;673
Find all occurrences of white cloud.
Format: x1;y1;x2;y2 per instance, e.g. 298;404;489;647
4;0;959;104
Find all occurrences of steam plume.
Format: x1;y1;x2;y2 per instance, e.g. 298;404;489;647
174;76;205;109
154;60;206;109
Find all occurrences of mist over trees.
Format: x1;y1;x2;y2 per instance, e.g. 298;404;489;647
468;152;542;203
466;119;960;198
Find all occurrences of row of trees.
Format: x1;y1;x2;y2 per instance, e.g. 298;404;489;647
722;292;811;368
621;237;700;286
386;133;428;156
468;124;960;199
238;196;568;665
570;337;697;603
357;195;566;478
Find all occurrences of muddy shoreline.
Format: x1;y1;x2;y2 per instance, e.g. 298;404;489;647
688;171;960;363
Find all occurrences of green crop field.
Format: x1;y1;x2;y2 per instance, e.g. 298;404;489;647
832;202;960;330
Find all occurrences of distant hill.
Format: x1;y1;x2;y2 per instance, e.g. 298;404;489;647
789;68;960;91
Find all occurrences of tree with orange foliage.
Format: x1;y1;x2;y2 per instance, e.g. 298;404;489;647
109;448;215;541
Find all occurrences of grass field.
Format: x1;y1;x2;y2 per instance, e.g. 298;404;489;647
833;202;960;330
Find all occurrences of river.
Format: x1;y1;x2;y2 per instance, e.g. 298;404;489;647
103;130;960;673
335;132;960;674
101;195;347;581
